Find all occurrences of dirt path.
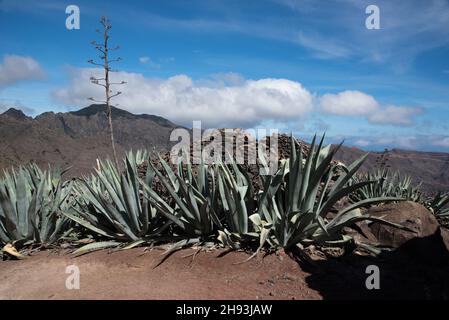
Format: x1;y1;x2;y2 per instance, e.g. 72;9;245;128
0;248;320;300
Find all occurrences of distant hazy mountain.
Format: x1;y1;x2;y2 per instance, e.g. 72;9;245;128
0;104;448;192
335;146;449;193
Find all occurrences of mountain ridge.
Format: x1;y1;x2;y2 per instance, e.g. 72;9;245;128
1;105;448;192
0;104;180;177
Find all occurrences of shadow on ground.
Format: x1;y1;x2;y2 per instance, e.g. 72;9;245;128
303;229;449;299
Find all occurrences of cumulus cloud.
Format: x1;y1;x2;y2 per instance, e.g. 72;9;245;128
320;90;379;116
319;90;421;126
368;105;423;126
53;68;424;129
0;55;45;88
52;68;314;128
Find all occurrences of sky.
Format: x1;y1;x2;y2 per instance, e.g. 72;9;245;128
0;0;449;151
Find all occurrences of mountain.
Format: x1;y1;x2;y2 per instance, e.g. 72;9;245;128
1;108;31;121
0;104;448;193
0;104;179;178
335;146;449;193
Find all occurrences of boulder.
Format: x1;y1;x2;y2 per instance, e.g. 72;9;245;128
367;201;449;264
367;201;439;247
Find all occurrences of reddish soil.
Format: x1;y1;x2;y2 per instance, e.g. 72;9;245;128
0;248;319;300
1;247;448;300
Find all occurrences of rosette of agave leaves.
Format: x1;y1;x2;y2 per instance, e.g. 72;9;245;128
0;164;74;258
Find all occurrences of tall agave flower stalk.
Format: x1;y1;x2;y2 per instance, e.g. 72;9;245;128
0;164;73;248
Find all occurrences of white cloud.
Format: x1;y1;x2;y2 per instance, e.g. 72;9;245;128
433;137;449;148
347;135;423;150
52;68;314;128
296;31;351;59
53;69;424;129
138;56;161;69
347;134;449;151
368;105;423;126
0;55;46;88
354;139;371;147
320;90;379;116
319;90;421;126
139;56;150;64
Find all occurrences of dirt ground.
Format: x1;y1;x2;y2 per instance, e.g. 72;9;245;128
1;247;448;300
0;248;320;300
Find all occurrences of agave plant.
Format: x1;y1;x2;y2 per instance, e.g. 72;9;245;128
142;156;221;240
350;168;422;203
426;192;449;228
215;161;260;248
65;151;160;254
126;149;149;167
0;164;73;247
252;134;406;252
140;157;225;265
217;161;254;234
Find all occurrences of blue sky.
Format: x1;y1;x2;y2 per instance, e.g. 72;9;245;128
1;0;449;151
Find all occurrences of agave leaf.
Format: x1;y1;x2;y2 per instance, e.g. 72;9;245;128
121;239;147;250
153;238;201;268
63;211;118;239
72;241;121;256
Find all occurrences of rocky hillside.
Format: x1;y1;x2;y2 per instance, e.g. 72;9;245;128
336;146;449;193
0;104;179;177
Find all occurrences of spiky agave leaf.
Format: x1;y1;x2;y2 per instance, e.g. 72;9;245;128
255;134;407;251
350;168;422;203
142;156;220;239
217;160;254;235
66;153;159;247
426;192;449;228
0;164;73;247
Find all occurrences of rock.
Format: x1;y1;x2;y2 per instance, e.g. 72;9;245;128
344;222;379;246
367;201;449;264
367;201;439;248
